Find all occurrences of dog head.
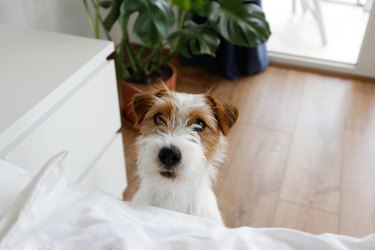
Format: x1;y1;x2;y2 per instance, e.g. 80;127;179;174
132;84;238;184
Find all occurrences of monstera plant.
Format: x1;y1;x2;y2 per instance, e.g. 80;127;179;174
83;0;270;126
84;0;270;82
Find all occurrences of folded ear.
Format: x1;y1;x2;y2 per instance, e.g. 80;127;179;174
205;94;239;136
131;83;170;127
131;92;154;127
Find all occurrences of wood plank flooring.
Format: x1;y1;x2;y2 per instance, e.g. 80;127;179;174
121;65;375;237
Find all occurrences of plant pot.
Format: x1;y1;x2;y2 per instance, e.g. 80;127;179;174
118;64;177;130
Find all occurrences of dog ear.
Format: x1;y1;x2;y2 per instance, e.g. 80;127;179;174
206;94;239;136
131;83;170;127
132;92;154;127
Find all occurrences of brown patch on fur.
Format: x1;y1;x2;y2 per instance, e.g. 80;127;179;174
200;126;221;160
140;98;177;135
132;93;155;127
205;94;239;136
132;84;179;135
188;109;221;160
131;83;172;130
122;171;140;201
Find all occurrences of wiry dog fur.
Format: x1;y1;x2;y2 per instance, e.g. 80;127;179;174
131;84;238;224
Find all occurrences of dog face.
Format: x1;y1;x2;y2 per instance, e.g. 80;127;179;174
132;84;238;184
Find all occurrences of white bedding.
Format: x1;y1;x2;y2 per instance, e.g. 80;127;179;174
0;152;374;250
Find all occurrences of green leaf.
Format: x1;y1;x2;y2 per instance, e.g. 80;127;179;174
118;0;138;30
103;0;123;31
99;0;113;9
122;0;175;47
172;0;208;15
190;0;209;15
172;0;191;11
207;0;271;47
170;21;220;58
192;0;208;11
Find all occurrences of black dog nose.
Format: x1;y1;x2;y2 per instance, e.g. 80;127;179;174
158;146;181;169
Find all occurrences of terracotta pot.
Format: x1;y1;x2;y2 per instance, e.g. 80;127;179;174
118;64;177;129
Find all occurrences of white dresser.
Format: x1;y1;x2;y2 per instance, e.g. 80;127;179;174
0;24;126;198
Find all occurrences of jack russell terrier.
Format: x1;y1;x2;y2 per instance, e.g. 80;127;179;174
130;84;238;224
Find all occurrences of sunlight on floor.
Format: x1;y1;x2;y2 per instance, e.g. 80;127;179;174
264;0;371;64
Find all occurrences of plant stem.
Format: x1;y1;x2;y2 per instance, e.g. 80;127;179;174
82;0;97;38
94;0;100;38
135;46;146;63
99;15;113;40
148;43;164;75
121;23;138;74
117;38;130;80
133;46;144;69
178;10;187;30
157;42;164;67
161;10;187;65
86;0;113;40
141;48;160;75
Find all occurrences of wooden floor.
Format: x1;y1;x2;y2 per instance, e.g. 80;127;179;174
121;65;375;237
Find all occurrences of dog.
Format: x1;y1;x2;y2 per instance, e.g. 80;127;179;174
130;84;238;224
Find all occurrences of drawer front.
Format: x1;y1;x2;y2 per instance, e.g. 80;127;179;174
5;61;121;181
80;133;127;199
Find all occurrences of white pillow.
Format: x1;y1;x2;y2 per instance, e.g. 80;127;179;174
0;159;33;217
0;151;69;247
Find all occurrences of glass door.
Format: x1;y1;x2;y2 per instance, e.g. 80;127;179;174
264;0;375;77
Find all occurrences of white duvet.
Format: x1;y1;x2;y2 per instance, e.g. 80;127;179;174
0;152;374;250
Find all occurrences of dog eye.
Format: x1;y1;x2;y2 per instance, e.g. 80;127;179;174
153;112;164;125
193;119;206;132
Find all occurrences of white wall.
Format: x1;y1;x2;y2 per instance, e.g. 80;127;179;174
0;0;94;37
0;0;138;45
